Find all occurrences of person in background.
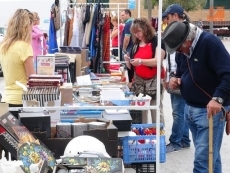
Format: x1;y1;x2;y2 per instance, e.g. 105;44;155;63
110;16;124;57
161;15;168;33
162;4;191;153
0;9;35;118
43;33;49;54
124;18;166;124
197;19;203;29
120;9;134;83
32;12;48;72
164;20;230;173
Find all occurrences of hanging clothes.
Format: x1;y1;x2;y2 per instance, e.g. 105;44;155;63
63;10;71;46
85;5;95;46
51;3;61;31
68;8;74;46
102;14;111;73
69;6;84;47
83;4;91;30
89;4;99;58
48;17;58;53
93;5;103;73
78;6;84;47
69;6;79;47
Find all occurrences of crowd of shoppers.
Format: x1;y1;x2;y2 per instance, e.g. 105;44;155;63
0;5;230;173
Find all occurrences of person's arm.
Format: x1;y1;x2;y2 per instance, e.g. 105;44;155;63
111;27;118;39
32;26;43;39
124;54;131;69
123;35;130;52
122;23;131;52
24;56;36;78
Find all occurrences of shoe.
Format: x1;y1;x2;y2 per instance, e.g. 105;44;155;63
166;143;181;153
181;142;190;149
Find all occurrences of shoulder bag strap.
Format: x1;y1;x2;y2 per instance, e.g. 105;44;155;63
186;57;226;118
167;53;171;73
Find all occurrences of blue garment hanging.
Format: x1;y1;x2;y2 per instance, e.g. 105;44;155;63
48;17;58;53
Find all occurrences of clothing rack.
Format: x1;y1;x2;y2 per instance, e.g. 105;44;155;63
59;1;130;47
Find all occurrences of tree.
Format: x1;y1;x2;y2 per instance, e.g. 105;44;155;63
146;0;158;21
162;0;207;12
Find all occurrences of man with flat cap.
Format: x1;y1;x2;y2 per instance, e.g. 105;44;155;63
163;21;230;173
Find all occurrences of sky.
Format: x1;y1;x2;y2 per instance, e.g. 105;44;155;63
0;0;68;33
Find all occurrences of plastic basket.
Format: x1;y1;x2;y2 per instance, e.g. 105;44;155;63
131;123;164;131
122;135;166;164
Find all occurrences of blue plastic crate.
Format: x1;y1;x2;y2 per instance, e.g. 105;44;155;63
122;135;166;164
131;123;164;130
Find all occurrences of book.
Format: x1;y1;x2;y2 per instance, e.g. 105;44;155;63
36;56;55;75
29;74;62;79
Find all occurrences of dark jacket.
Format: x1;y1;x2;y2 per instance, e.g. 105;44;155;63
176;31;230;107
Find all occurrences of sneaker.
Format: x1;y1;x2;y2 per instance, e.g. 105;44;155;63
181;142;190;149
166;143;181;153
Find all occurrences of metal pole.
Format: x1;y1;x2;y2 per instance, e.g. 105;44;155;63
117;3;120;61
209;0;214;34
156;0;163;172
138;0;140;18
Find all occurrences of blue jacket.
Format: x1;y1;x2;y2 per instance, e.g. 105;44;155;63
176;31;230;107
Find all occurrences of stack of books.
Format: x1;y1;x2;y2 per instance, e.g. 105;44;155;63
28;74;63;87
55;55;70;66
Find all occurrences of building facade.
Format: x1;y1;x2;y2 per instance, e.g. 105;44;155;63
84;0;230;23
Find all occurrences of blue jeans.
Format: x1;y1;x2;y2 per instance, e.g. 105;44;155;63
169;94;190;148
184;104;228;173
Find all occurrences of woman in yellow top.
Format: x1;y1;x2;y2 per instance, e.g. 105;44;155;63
0;9;35;118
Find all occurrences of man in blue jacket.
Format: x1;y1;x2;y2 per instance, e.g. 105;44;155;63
163;21;230;173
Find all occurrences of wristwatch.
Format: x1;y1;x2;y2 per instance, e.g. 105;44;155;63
212;97;224;104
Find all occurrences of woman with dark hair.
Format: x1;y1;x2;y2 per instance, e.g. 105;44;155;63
124;17;166;124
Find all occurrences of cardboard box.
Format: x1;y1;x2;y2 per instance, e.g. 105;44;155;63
81;48;89;68
60;83;73;106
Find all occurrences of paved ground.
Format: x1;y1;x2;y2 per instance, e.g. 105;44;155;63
0;40;230;173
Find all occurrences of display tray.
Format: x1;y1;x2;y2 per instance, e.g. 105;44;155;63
17;142;56;173
53;156;123;173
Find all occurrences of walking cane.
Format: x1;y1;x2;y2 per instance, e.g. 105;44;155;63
209;115;213;173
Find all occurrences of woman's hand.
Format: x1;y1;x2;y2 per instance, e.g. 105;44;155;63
124;54;130;62
124;54;131;69
130;59;141;66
